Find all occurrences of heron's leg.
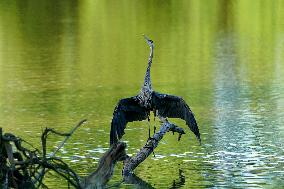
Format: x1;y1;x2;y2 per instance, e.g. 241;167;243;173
147;116;151;139
145;115;156;157
153;109;157;134
158;115;168;124
152;115;156;157
153;121;156;134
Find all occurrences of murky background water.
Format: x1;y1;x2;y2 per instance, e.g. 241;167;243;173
1;0;284;188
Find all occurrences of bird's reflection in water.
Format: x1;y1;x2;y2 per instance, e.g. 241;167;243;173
118;169;185;189
169;169;185;189
123;173;155;189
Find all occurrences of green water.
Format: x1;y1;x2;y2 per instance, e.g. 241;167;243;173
1;0;284;188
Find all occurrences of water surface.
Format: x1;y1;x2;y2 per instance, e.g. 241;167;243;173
1;1;284;188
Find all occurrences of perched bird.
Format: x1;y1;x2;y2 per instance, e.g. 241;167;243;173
110;35;200;145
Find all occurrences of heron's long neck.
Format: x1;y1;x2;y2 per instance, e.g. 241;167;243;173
143;46;153;90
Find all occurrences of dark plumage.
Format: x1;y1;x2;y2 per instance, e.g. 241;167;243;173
110;35;201;145
110;97;149;144
152;92;200;142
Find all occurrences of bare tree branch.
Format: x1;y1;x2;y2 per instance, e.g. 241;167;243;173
122;121;185;176
1;119;186;189
51;119;87;157
36;119;87;187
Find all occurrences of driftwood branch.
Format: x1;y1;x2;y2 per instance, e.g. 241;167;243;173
80;121;186;188
51;119;87;156
80;142;126;189
1;121;126;189
122;121;185;176
1;119;187;189
0;120;87;189
36;119;87;186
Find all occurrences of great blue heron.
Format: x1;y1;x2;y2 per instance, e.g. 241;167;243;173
110;35;201;145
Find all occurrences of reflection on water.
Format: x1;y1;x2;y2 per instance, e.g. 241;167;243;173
1;0;284;188
211;35;284;187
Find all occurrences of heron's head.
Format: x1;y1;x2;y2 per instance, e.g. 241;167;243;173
143;35;154;47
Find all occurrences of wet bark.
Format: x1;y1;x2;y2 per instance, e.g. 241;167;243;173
80;142;126;189
0;121;126;189
1;120;186;189
122;121;185;176
0;120;87;189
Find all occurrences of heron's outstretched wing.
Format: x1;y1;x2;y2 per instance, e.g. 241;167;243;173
152;91;201;142
110;97;149;145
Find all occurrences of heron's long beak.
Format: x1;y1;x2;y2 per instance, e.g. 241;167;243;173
143;34;150;41
143;34;154;47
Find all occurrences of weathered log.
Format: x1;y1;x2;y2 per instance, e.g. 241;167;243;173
1;120;187;189
80;142;126;189
1;128;35;188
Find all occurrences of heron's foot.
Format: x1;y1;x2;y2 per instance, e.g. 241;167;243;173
147;137;155;142
169;129;184;141
158;116;168;124
144;143;154;149
145;137;156;147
